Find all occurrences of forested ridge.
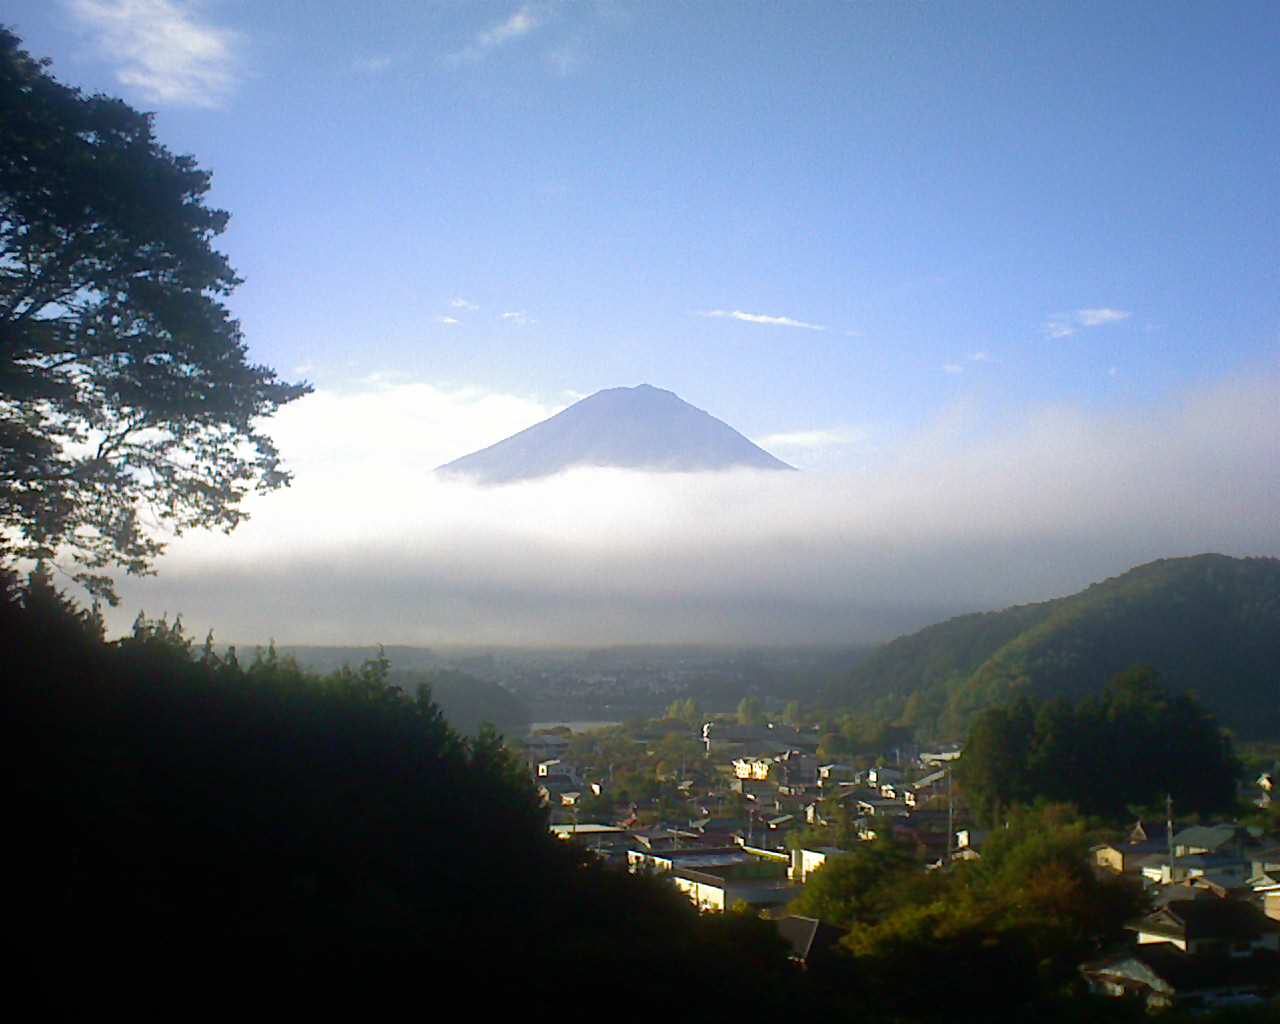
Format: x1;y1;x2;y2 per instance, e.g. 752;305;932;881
827;555;1280;739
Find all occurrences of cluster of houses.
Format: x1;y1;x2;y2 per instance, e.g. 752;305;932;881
532;722;965;869
527;721;969;964
526;723;1279;1005
1083;819;1280;1011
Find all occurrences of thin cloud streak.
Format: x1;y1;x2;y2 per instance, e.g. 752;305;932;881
67;0;239;108
1044;307;1132;339
107;375;1280;647
698;309;827;331
445;5;544;66
1078;308;1131;327
758;428;868;451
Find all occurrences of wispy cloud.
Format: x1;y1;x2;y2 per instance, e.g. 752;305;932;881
352;54;393;75
943;363;964;375
499;310;535;326
451;297;479;311
67;0;239;108
1043;307;1132;339
697;309;827;331
446;5;544;66
758;428;868;451
436;315;461;326
969;351;991;362
1078;308;1131;327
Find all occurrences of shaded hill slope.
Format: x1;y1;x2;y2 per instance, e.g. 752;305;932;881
437;383;793;483
3;572;801;1008
827;554;1280;739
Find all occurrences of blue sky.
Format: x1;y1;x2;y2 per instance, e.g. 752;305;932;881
9;1;1280;643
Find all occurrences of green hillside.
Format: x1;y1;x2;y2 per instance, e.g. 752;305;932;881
827;554;1280;740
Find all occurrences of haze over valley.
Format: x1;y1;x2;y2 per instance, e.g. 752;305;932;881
107;371;1280;648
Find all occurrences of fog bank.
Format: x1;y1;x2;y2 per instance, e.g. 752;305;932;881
106;373;1280;646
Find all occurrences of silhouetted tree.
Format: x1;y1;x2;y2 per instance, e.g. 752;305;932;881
0;28;308;598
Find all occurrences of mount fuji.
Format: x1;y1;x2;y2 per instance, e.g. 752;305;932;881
437;384;794;484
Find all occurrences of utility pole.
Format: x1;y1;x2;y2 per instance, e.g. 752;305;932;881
946;764;954;867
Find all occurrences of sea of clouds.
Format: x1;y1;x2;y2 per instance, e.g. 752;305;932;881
105;372;1280;646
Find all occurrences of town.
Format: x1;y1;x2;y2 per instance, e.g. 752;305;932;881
527;711;1280;1013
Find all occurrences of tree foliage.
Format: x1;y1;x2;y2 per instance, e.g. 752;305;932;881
737;695;763;726
955;666;1239;823
803;806;1144;1021
392;666;530;737
665;696;702;727
0;28;307;597
3;570;813;1009
788;837;919;928
827;554;1280;740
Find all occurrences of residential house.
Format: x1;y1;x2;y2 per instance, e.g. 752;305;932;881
856;796;910;820
866;766;904;787
790;846;844;883
1140;851;1253;889
536;772;580;806
1253;769;1274;808
911;768;948;803
775;750;818;787
671;865;795;913
1246;844;1280;905
818;764;855;785
537;758;575;779
1135;896;1280;955
1093;834;1168;875
1172;824;1244;859
1082;893;1280;1011
1127;819;1158;843
549;822;635;865
627;846;749;876
732;754;775;781
1081;945;1279;1011
953;829;988;862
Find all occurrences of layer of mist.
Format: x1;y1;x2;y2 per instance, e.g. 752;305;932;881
106;372;1280;647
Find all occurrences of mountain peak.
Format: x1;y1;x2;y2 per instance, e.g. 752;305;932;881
437;385;794;484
